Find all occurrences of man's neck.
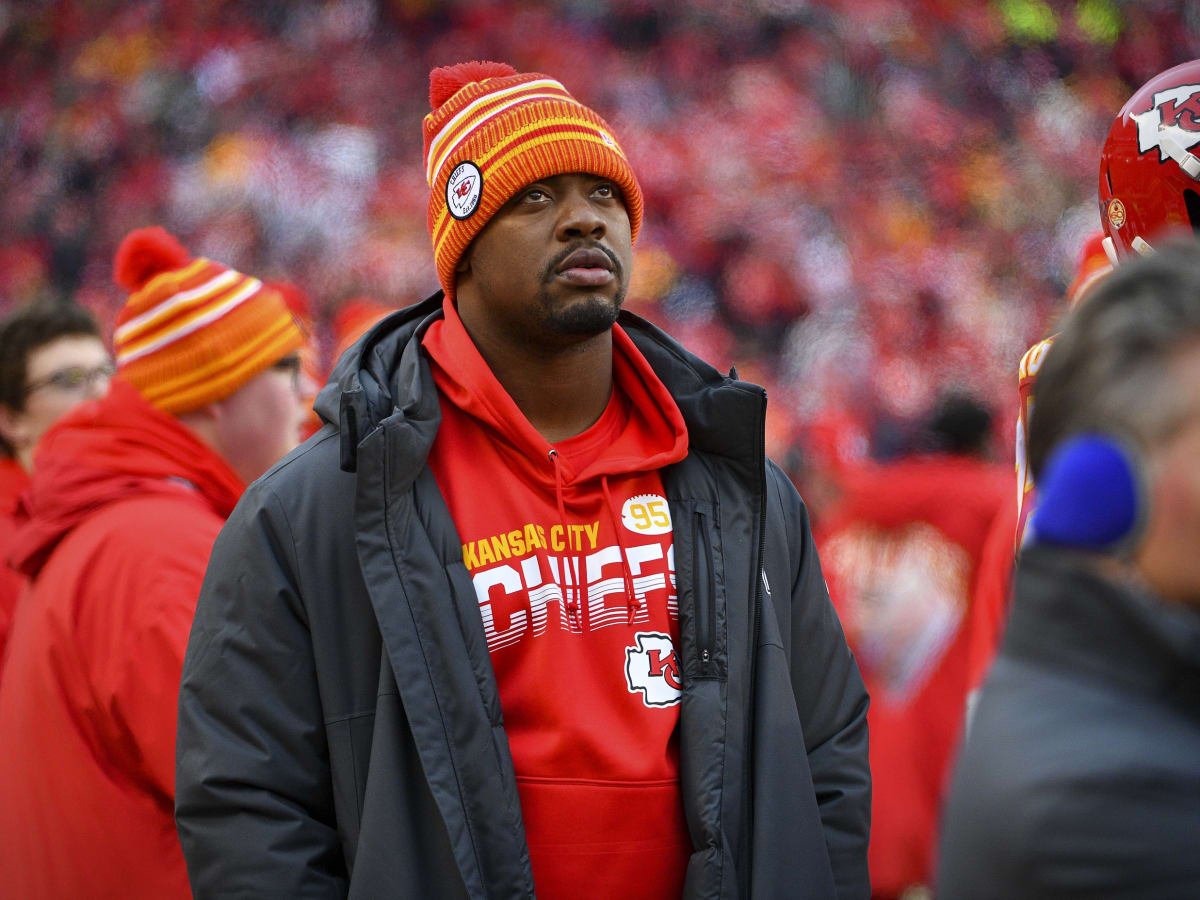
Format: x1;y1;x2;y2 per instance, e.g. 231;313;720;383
466;326;615;444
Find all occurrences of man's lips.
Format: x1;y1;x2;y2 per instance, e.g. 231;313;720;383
554;247;615;286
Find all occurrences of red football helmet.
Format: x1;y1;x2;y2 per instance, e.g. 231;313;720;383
1098;59;1200;264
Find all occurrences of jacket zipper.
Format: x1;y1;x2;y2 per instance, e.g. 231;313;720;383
742;389;768;896
692;509;714;674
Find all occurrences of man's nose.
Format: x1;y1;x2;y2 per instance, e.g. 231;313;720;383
556;190;606;242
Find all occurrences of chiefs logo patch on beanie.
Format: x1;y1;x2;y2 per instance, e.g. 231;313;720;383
422;60;644;298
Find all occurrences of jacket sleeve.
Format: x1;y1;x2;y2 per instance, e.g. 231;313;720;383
768;462;871;899
176;481;347;898
100;566;211;804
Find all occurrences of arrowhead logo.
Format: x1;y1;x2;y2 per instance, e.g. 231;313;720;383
625;632;682;707
1133;84;1200;163
446;161;483;219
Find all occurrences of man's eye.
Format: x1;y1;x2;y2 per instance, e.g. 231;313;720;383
594;183;615;198
523;189;547;202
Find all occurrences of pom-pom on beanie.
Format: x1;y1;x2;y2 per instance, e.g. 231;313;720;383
112;227;305;414
423;60;643;298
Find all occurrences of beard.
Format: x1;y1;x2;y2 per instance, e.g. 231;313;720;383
536;284;626;337
536;242;627;337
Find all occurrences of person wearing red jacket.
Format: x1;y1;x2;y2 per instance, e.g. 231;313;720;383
0;227;307;900
817;396;1009;899
0;302;111;665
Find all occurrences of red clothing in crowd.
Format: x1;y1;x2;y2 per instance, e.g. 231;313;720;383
963;337;1057;693
0;378;244;900
0;456;29;666
964;491;1019;692
818;456;1008;898
423;300;692;899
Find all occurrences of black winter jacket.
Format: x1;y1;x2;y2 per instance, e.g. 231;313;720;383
176;295;871;899
938;546;1200;899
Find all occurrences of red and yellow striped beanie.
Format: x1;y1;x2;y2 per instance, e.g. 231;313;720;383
423;60;644;298
112;227;305;414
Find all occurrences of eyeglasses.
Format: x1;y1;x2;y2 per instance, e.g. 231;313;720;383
270;354;303;390
24;361;116;398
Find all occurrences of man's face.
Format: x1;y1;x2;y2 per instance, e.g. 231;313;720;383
0;335;112;469
454;172;633;350
1136;344;1200;606
211;355;308;485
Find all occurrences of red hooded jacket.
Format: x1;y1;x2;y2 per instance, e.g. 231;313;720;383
0;378;244;900
0;456;29;666
423;299;692;898
817;456;1008;898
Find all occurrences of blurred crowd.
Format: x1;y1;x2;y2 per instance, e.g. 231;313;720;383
4;0;1198;481
5;3;1200;898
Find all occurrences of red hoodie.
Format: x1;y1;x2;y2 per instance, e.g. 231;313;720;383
423;299;691;899
0;456;29;666
0;378;244;900
817;456;1008;899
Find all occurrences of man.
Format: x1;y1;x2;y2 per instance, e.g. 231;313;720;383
937;243;1200;898
817;395;1008;898
0;301;111;661
0;226;307;899
177;61;871;899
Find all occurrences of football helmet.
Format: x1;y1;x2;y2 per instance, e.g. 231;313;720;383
1098;59;1200;264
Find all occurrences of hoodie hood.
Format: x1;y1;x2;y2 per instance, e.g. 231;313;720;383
0;457;28;518
314;291;763;479
421;296;688;488
11;378;245;577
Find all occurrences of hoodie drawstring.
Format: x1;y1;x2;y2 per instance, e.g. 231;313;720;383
547;452;640;626
547;449;581;627
602;474;641;623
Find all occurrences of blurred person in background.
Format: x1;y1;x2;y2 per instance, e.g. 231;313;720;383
176;61;870;899
0;227;306;900
817;393;1008;899
962;57;1200;695
963;232;1112;695
938;242;1200;899
0;301;111;664
267;278;327;441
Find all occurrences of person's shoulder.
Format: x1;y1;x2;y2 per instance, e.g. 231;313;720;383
968;651;1200;796
764;457;808;524
965;662;1200;892
30;490;222;611
77;487;225;553
247;424;352;517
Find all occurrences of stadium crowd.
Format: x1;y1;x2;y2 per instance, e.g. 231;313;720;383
5;0;1197;468
3;2;1200;899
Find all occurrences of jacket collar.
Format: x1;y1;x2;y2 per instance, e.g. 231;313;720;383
315;291;766;474
1006;545;1200;713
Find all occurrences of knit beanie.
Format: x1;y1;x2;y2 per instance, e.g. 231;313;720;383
423;60;643;298
112;227;306;414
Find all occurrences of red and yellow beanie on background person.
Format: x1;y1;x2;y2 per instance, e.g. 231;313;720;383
423;60;644;298
112;227;305;414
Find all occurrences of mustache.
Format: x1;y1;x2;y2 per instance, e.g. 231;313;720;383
541;242;623;283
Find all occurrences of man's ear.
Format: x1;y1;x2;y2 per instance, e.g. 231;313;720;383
456;248;471;274
0;405;31;453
